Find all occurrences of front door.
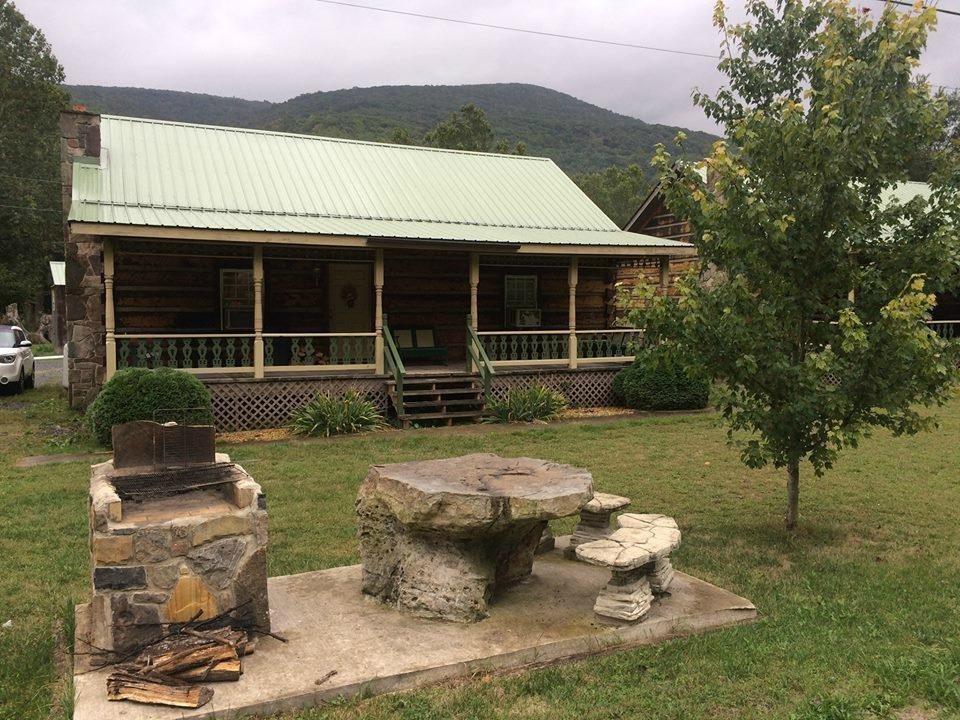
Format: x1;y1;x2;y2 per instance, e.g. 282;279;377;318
327;263;373;332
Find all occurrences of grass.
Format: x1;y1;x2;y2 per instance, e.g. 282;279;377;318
1;388;959;719
30;343;57;357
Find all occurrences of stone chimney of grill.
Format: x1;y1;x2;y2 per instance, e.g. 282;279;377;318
59;105;101;217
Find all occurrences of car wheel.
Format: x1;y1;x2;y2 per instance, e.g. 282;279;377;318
15;369;24;394
24;367;35;390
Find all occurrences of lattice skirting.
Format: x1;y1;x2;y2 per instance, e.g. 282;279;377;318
205;366;625;431
490;366;623;408
204;377;389;432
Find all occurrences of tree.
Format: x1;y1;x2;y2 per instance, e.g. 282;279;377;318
573;164;650;226
423;102;494;152
906;88;960;181
0;1;67;314
389;127;414;146
630;0;959;530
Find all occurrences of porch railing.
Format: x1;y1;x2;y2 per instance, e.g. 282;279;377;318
475;328;643;367
927;320;960;340
382;314;406;406
478;330;570;365
116;335;255;373
115;332;377;375
262;333;376;370
465;316;495;397
576;329;645;361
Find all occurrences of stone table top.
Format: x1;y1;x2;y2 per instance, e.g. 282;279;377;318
364;453;594;535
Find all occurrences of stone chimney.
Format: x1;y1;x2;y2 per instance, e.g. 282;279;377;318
59;106;101;216
60;106;104;409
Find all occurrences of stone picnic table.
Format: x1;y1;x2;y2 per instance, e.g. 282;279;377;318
357;453;594;622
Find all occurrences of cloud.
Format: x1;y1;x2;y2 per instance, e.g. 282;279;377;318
15;0;959;134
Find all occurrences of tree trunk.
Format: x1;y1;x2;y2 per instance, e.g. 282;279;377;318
785;460;800;530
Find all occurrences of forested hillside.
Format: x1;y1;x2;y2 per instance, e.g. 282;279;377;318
67;82;717;174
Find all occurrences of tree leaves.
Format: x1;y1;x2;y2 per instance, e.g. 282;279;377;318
630;0;958;490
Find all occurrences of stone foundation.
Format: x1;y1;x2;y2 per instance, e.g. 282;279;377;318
88;455;269;656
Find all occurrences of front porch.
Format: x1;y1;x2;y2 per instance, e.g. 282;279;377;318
103;238;661;426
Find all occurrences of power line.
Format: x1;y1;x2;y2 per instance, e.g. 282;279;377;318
310;1;956;89
309;0;720;60
864;0;960;16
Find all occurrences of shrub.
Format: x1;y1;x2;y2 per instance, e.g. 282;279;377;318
488;385;568;423
86;367;213;446
613;350;709;411
288;390;384;436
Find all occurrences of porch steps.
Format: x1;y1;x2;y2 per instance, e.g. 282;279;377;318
386;374;487;427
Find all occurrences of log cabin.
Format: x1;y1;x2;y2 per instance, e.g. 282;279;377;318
60;111;695;430
618;171;702;297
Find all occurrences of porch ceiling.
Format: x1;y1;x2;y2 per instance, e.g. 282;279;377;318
68;115;694;255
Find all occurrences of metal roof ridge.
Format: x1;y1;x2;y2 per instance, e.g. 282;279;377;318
99;114;555;163
73;197;616;233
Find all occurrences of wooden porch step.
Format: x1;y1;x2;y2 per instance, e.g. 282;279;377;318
387;376;478;387
394;387;481;397
398;410;487;422
401;398;485;409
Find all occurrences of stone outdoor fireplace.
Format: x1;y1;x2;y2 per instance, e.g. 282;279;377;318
87;421;269;657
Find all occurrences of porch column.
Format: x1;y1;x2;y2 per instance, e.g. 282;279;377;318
104;239;116;381
467;253;479;373
568;257;578;369
253;245;264;379
659;256;670;293
469;253;479;329
374;249;385;374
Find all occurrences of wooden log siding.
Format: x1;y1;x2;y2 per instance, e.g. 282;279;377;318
113;247;252;332
263;258;331;333
477;264;615;332
381;250;471;361
619;194;699;303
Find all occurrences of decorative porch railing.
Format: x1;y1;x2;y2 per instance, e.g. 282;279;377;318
262;333;376;368
115;332;377;374
478;331;570;363
116;335;256;371
576;329;645;361
476;328;644;365
927;320;960;340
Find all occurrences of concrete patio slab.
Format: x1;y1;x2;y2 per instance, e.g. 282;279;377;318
73;540;757;720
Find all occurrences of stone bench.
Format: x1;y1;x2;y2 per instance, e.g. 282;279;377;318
563;491;631;559
574;513;681;622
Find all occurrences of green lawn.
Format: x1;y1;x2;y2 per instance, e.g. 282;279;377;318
1;387;959;720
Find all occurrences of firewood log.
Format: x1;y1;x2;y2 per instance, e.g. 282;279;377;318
173;658;242;682
106;671;213;708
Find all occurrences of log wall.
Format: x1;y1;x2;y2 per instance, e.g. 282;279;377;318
619;193;698;303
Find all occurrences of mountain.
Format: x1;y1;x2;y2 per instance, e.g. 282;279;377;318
66;83;716;175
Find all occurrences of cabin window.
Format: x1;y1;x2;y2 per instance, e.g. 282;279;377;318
220;268;254;331
504;275;537;308
504;275;539;327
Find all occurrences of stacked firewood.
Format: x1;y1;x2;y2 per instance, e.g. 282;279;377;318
106;627;255;709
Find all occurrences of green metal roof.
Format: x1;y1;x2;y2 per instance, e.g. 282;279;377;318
68;115;691;251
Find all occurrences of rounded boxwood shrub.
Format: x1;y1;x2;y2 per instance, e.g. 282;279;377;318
613;350;709;411
87;367;213;446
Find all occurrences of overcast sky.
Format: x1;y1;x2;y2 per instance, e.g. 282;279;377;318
14;0;960;133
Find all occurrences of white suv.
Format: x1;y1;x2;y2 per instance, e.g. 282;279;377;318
0;325;36;393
